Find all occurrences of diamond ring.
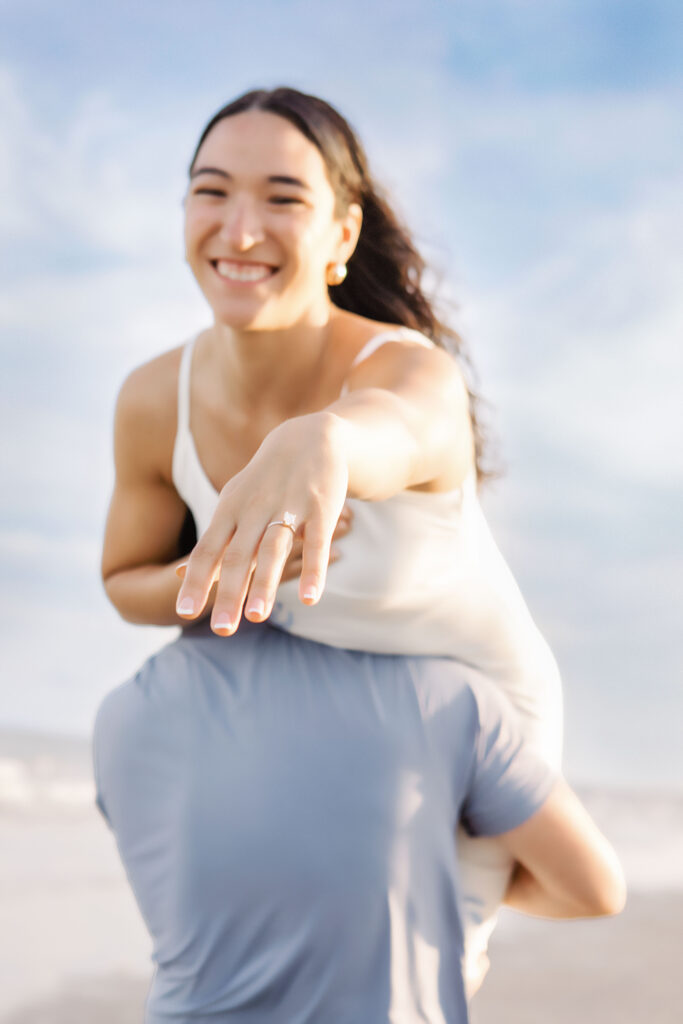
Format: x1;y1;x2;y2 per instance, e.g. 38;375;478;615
265;511;298;536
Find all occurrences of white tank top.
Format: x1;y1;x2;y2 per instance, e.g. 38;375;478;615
172;328;562;763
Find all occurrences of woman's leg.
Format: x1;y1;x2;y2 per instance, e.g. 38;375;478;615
457;828;515;997
457;661;564;996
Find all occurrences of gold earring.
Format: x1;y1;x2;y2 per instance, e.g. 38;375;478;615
326;262;348;286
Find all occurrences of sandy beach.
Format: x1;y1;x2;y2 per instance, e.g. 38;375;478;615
1;728;681;1023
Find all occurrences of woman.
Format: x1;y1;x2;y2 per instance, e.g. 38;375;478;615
95;87;624;1022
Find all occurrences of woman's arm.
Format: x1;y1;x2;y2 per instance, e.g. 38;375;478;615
100;362;211;626
101;361;350;626
177;341;473;633
499;778;627;919
326;340;474;500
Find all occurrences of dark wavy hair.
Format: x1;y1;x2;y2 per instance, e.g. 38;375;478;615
190;86;497;485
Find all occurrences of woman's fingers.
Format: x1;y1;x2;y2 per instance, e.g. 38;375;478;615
176;502;348;630
332;504;353;539
244;522;296;622
175;528;234;619
281;545;341;583
279;504;350;582
299;517;334;605
209;528;263;633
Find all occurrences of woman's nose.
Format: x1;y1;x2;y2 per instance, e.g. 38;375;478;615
218;199;265;250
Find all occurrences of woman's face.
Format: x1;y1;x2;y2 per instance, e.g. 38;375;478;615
184;109;360;331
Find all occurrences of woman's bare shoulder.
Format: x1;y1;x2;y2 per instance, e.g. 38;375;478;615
331;311;422;367
334;310;439;356
117;344;184;419
113;344;186;479
333;310;403;343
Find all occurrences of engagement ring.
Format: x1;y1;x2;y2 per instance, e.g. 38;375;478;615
266;511;298;536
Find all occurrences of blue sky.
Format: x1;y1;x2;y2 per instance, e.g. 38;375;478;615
1;0;681;788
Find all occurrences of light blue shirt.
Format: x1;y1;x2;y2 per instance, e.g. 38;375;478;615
94;620;556;1023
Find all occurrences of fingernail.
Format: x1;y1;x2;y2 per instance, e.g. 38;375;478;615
176;597;195;615
213;614;233;631
246;598;265;617
302;586;318;602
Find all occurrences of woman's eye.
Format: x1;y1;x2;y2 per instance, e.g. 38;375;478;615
269;196;302;205
194;188;226;197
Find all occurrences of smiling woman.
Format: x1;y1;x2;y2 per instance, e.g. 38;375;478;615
94;86;624;1024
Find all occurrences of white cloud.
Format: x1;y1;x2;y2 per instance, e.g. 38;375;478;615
0;587;175;735
448;85;682;175
0;63;194;258
0;523;177;735
459;173;683;486
0;528;99;574
0;260;206;359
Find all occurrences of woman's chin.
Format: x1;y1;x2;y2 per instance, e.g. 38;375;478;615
209;298;308;333
213;313;282;333
208;300;278;332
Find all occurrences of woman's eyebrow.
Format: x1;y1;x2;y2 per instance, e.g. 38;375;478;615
190;167;310;190
268;174;311;191
190;166;230;180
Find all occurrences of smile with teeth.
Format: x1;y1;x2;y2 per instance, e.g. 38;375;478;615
213;260;277;283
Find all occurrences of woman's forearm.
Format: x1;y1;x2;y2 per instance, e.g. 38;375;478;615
104;558;215;626
319;343;473;501
316;388;462;502
324;395;421;500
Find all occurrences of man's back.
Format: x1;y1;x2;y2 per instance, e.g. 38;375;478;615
93;619;555;1023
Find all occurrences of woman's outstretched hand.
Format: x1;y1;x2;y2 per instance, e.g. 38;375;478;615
175;510;353;593
174;412;350;635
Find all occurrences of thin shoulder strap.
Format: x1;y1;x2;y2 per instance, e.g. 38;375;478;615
341;327;435;396
177;335;198;435
348;327;435;371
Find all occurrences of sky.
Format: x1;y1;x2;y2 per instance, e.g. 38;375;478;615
0;0;681;789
